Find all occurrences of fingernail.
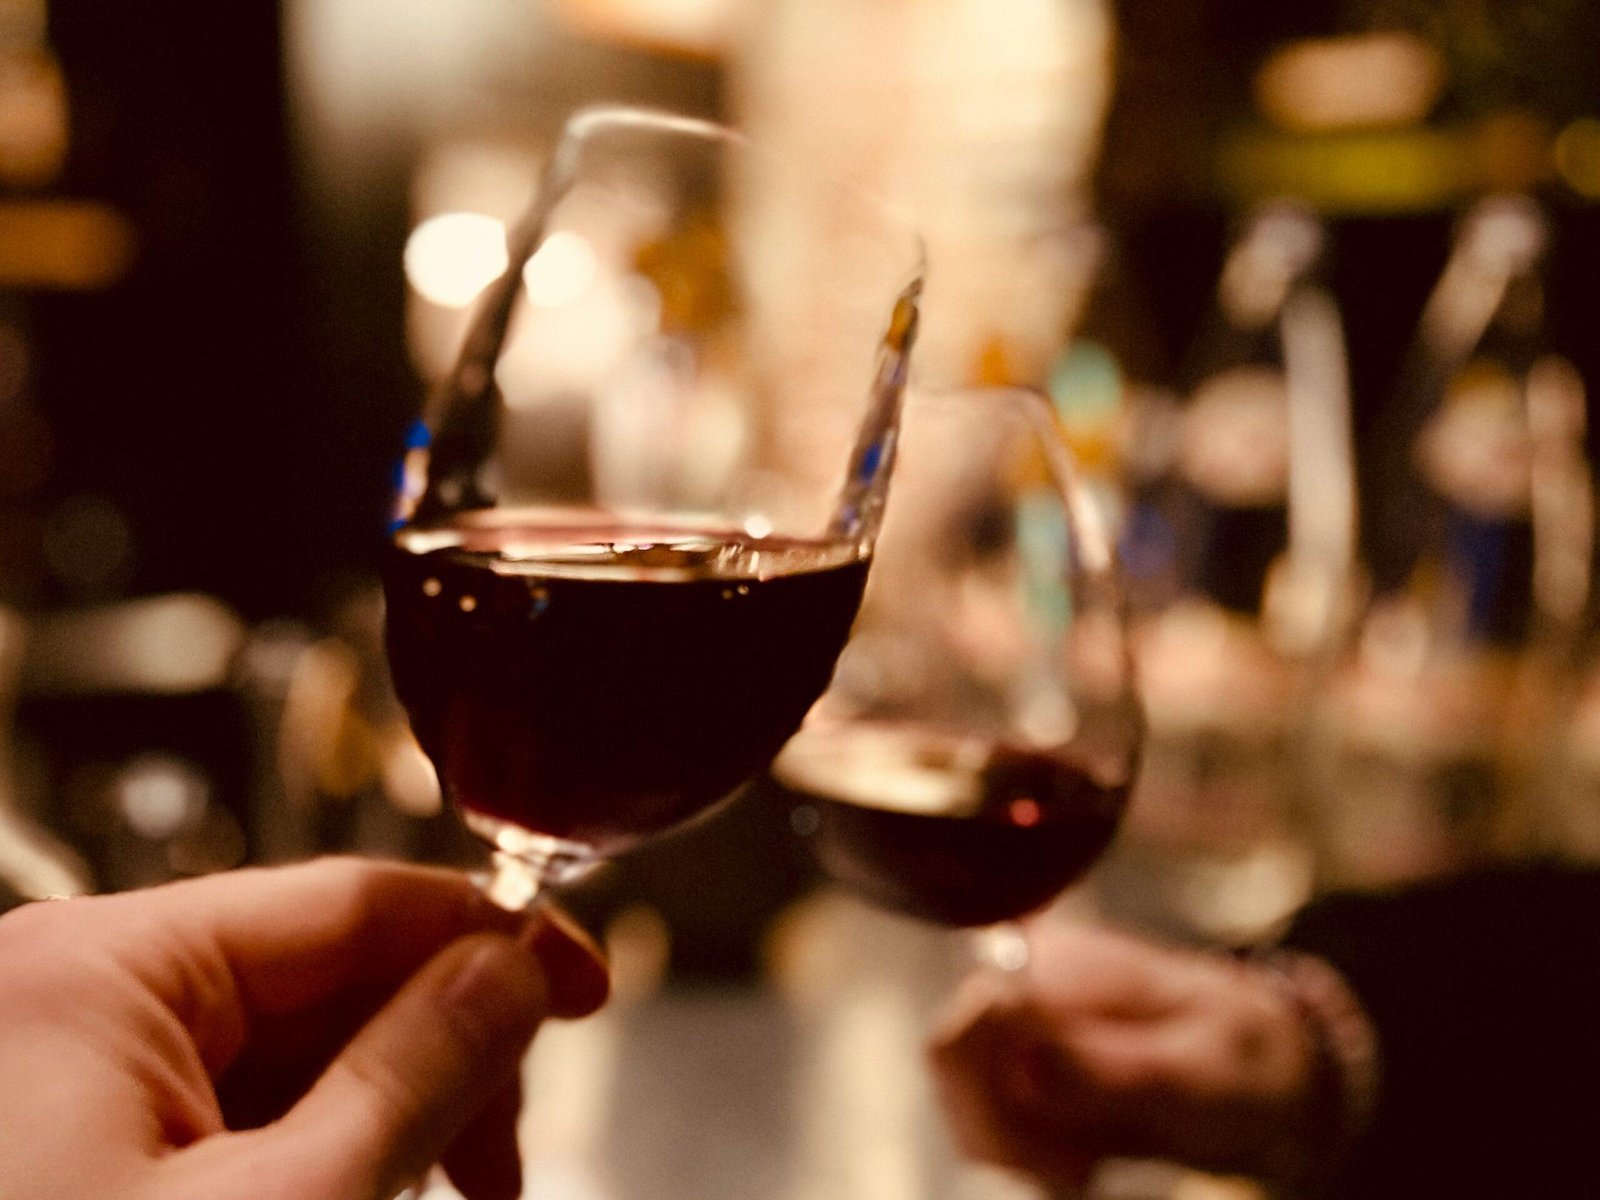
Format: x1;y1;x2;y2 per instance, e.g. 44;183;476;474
519;908;609;1019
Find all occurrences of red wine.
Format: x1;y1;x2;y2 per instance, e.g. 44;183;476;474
774;723;1129;927
383;513;868;859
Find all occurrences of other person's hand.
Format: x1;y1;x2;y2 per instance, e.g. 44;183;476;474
929;921;1323;1191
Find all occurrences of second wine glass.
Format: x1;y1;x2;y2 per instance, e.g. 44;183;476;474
771;387;1142;936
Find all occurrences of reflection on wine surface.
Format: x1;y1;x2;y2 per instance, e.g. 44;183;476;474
775;721;1130;927
385;510;868;871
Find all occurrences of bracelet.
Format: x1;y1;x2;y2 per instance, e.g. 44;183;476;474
1253;949;1381;1193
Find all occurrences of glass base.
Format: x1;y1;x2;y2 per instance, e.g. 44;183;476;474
464;810;598;912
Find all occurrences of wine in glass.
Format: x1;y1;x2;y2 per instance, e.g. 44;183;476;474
771;387;1142;932
383;108;926;909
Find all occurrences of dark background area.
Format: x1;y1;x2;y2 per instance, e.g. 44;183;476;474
31;0;412;620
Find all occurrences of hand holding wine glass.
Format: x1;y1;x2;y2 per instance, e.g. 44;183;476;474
384;107;925;910
927;919;1325;1194
0;859;608;1200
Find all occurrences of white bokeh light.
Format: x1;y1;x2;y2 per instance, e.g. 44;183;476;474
523;230;599;308
404;211;508;307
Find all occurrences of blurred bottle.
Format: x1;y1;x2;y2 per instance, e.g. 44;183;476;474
731;0;1114;447
1306;195;1593;889
1098;201;1357;945
1544;608;1600;865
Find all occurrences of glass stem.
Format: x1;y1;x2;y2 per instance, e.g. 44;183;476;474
971;921;1031;975
464;810;595;912
481;849;543;912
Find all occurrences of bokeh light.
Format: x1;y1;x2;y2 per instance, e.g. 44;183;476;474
404;211;508;307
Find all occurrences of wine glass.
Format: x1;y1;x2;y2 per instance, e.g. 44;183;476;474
383;107;926;910
770;386;1142;940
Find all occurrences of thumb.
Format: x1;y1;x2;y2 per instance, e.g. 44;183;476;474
262;931;549;1200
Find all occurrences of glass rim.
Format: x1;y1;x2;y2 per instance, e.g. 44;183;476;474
902;383;1119;582
547;103;929;284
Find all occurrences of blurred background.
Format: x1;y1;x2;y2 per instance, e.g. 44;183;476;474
2;0;1599;1196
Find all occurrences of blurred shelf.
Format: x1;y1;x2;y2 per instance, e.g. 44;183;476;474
0;199;134;289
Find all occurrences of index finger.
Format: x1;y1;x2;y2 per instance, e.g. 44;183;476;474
109;858;515;1024
87;857;518;1081
94;858;606;1080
